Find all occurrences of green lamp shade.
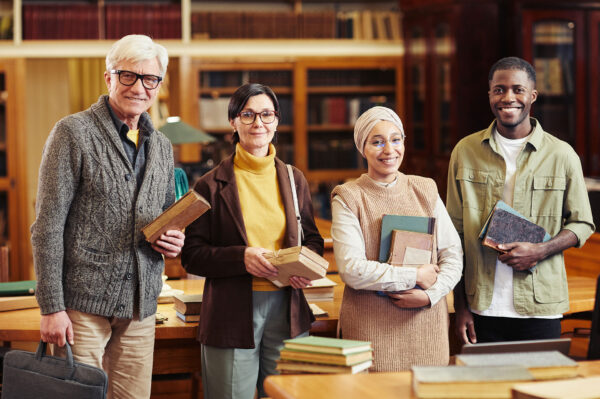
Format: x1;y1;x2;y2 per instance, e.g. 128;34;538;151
159;117;216;145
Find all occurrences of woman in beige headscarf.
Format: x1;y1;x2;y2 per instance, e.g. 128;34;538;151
330;106;463;371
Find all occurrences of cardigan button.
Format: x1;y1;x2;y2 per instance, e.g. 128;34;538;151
125;174;131;181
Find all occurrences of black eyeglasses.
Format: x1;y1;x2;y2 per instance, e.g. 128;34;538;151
237;110;279;125
110;70;162;90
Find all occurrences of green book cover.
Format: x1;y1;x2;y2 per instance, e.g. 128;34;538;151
0;280;36;296
283;335;372;355
379;214;435;262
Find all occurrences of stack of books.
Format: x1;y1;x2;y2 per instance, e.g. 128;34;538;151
173;293;203;323
277;336;373;375
302;276;336;302
263;246;329;287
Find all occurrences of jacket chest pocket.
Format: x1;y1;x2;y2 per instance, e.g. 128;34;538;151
531;176;566;217
456;167;488;210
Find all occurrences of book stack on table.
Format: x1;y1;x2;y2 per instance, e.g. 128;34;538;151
412;351;580;399
276;336;373;375
302;276;336;302
173;293;203;322
0;280;38;312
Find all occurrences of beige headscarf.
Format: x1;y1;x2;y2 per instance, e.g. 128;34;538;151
353;106;405;157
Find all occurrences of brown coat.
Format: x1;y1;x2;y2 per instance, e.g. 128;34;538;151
181;154;324;348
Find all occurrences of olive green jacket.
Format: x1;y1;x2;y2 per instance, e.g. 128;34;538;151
446;119;594;315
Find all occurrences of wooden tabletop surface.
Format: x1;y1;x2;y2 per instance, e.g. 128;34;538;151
0;274;596;342
264;360;600;399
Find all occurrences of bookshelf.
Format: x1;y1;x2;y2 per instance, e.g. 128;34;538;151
0;59;26;281
400;0;502;196
520;7;591;175
182;57;402;219
4;0;402;44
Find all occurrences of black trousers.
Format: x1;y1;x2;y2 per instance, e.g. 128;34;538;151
472;313;562;343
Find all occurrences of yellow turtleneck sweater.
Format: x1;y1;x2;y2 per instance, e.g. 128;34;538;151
234;143;286;291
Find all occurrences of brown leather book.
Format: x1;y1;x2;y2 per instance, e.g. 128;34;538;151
173;293;203;315
263;246;329;287
142;189;210;243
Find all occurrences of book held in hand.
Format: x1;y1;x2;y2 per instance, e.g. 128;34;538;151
263;246;328;287
142;189;211;243
379;214;435;263
479;200;551;253
388;229;433;266
302;276;336;302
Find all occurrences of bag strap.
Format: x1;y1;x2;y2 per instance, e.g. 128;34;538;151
286;164;303;246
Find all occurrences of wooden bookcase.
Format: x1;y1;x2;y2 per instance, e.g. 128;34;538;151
517;1;599;178
400;0;502;196
0;59;26;281
179;56;403;219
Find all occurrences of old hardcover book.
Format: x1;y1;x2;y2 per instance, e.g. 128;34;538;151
275;359;372;374
175;310;200;323
379;214;435;262
0;295;38;312
455;351;578;380
0;280;36;296
412;365;536;399
263;246;328;287
279;348;372;366
283;336;372;355
142;189;211;243
388;229;433;266
479;201;551;253
173;293;203;315
511;376;600;399
302;276;336;302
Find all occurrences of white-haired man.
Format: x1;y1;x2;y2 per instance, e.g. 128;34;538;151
31;34;184;398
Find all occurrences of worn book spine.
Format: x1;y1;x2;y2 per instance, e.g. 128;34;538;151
142;189;210;243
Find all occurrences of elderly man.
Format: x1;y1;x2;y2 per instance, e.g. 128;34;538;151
31;34;184;399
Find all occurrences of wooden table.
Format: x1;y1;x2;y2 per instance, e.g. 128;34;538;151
0;274;595;343
264;360;600;399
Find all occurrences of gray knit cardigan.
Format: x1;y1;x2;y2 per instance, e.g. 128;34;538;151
31;95;175;320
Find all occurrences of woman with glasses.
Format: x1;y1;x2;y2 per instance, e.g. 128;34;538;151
182;83;324;399
330;106;463;371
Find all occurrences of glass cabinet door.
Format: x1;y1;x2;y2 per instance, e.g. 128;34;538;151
589;11;600;176
522;11;586;168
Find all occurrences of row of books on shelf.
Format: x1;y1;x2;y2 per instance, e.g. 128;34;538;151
0;14;11;40
308;137;365;170
199;96;292;130
308;96;395;126
308;69;396;87
413;350;600;399
22;4;180;40
201;71;292;89
192;10;401;40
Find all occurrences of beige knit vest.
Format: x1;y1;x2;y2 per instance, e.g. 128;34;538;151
332;173;449;371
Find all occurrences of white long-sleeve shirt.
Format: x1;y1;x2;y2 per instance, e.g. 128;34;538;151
331;185;463;306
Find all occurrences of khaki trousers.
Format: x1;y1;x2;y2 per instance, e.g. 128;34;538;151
53;309;156;399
